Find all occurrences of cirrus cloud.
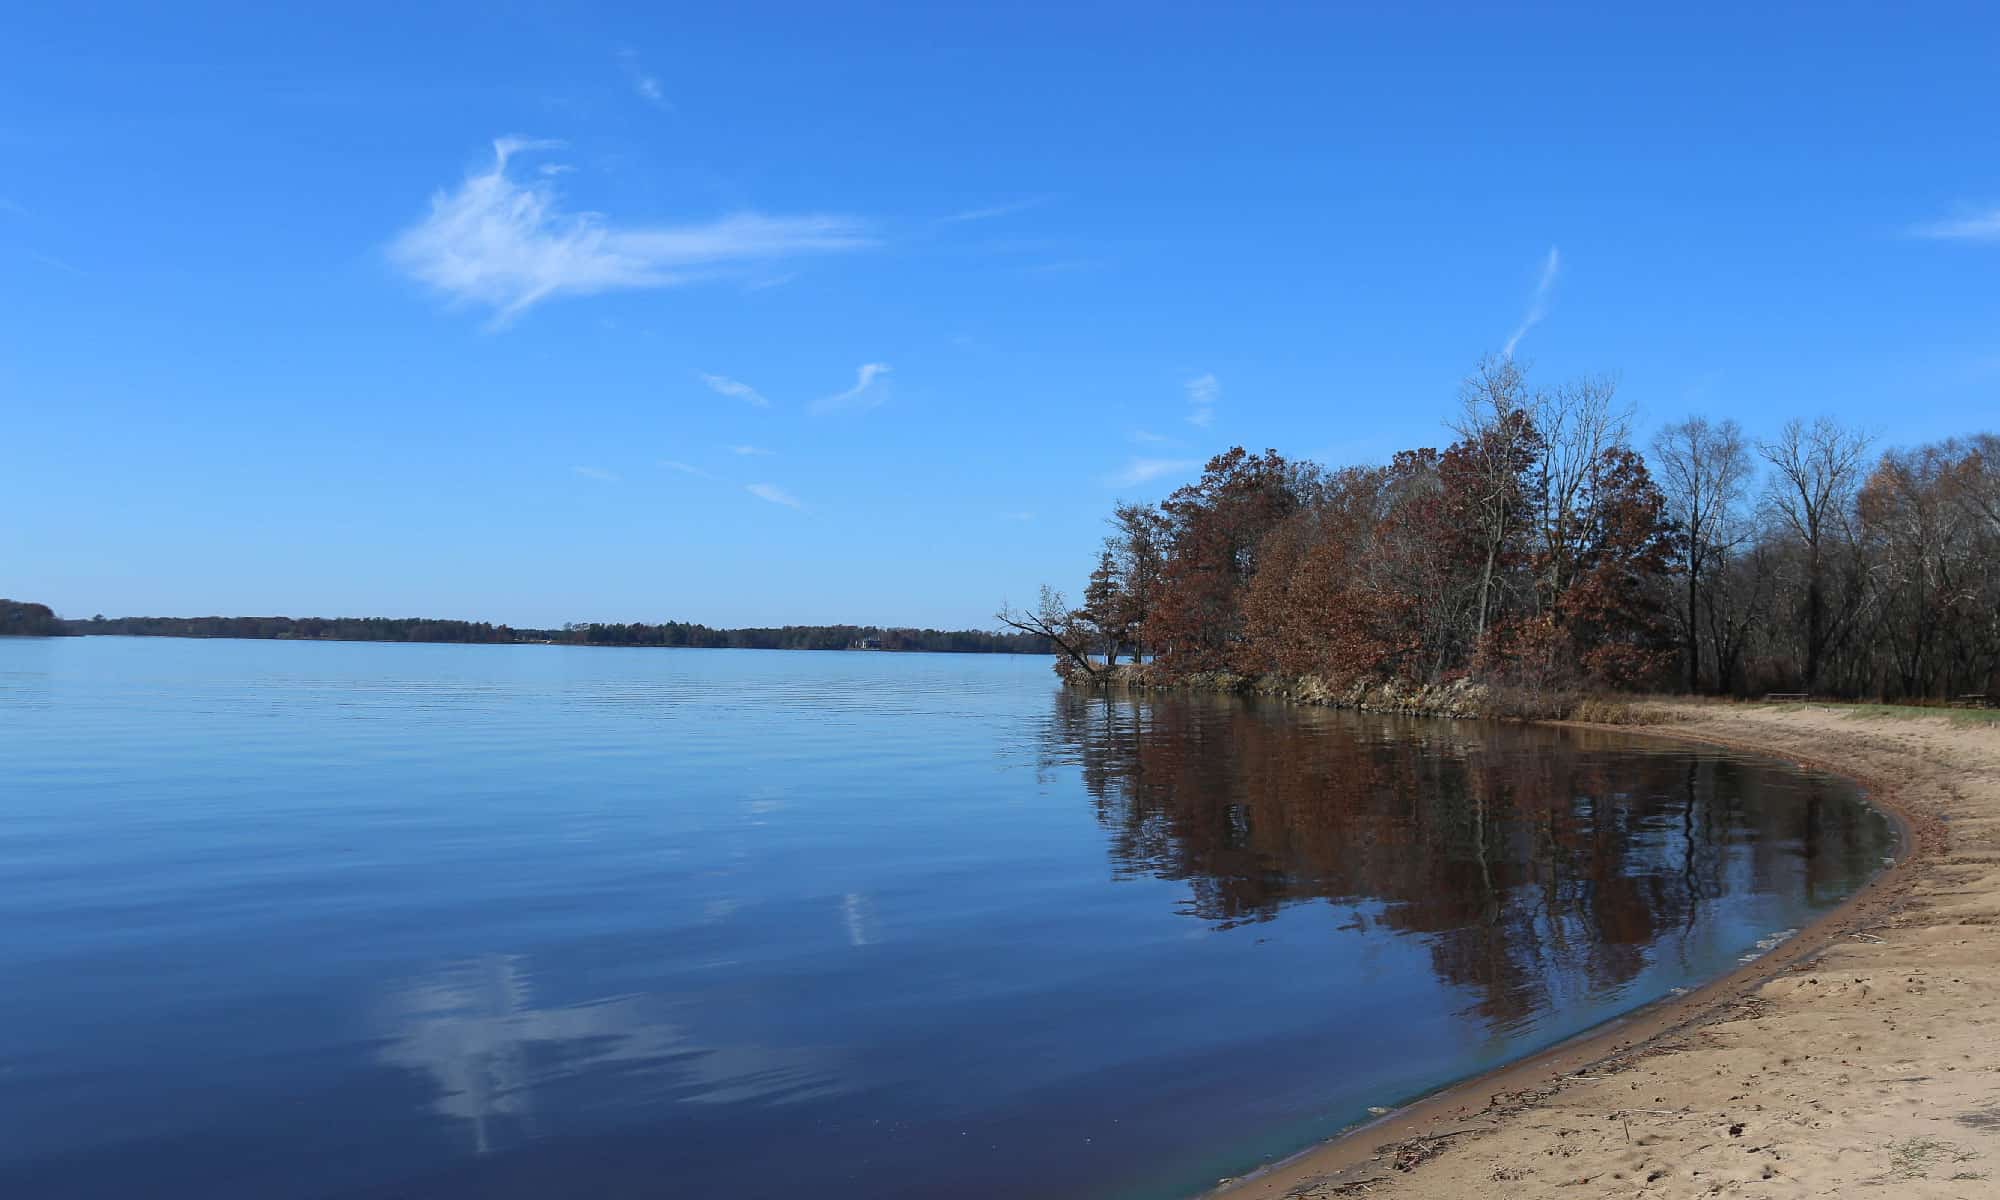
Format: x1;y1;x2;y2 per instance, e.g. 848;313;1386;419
698;372;768;407
746;483;803;510
1911;208;2000;241
1107;457;1196;488
390;138;871;325
810;362;892;414
1184;373;1218;427
1503;247;1561;358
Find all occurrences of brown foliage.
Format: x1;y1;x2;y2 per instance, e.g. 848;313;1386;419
1144;448;1310;672
1014;358;1995;704
1067;380;1677;696
1240;468;1394;680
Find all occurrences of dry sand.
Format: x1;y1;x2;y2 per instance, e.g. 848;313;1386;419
1211;702;2000;1199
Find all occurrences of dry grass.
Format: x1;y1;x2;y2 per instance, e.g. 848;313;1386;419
1886;1136;1979;1180
1480;688;1685;725
1757;700;2000;728
1557;694;1998;729
1566;695;1687;726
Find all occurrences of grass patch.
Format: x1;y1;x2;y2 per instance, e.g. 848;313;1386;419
1888;1136;1978;1179
1753;700;2000;727
1479;689;1688;725
1568;695;1686;726
1836;703;2000;727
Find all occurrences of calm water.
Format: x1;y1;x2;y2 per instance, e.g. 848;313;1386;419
0;638;1892;1199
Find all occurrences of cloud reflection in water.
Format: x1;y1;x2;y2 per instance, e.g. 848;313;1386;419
377;955;841;1157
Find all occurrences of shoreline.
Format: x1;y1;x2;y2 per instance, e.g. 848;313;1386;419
1064;665;1682;725
1202;701;1990;1198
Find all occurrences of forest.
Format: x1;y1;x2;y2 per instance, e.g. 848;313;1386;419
59;613;1050;654
0;600;70;637
1008;357;2000;702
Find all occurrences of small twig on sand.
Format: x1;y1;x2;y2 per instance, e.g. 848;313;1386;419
1605;1107;1682;1146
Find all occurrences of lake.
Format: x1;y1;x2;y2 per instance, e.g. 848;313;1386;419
0;638;1893;1199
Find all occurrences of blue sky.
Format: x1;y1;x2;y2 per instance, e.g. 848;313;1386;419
4;4;1996;628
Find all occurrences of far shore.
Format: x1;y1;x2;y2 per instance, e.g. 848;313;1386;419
1201;701;1999;1198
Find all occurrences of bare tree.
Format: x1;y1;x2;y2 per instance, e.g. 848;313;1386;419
1947;436;2000;692
1758;417;1871;690
1530;374;1630;612
997;587;1101;678
1948;433;2000;534
1859;436;2000;698
1652;416;1751;691
1449;355;1537;639
1705;538;1772;694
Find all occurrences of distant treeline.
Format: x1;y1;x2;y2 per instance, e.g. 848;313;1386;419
553;621;1049;653
62;613;1051;654
73;614;520;643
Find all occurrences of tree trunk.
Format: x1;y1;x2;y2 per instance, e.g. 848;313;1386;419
1475;544;1496;639
1685;568;1701;692
1805;566;1824;691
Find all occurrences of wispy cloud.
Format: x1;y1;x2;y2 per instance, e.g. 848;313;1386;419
1910;208;2000;241
662;459;713;478
939;196;1051;224
618;50;672;110
811;362;892;414
20;249;81;274
746;482;803;509
1502;246;1561;358
1132;429;1169;444
1107;457;1196;488
1000;510;1036;522
698;372;768;407
575;465;619;482
1185;373;1218;427
389;137;870;325
729;444;773;456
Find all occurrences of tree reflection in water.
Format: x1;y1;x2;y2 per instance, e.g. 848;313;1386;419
1039;690;1886;1031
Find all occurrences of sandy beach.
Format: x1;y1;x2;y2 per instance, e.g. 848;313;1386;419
1213;702;2000;1199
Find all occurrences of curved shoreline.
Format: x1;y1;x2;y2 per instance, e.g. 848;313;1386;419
1205;702;1969;1199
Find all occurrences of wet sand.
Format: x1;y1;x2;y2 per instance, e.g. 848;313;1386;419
1211;702;2000;1199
